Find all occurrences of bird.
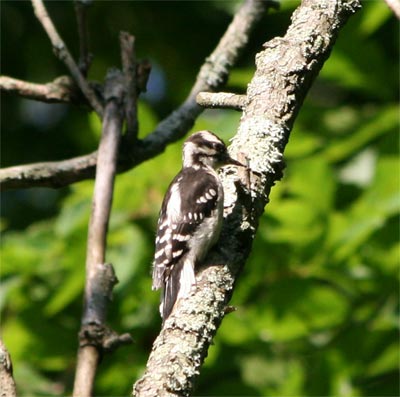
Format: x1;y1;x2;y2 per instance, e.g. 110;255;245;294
152;130;243;322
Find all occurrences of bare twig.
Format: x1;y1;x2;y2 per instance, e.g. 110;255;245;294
383;0;400;19
196;91;246;110
133;1;361;395
0;75;84;104
31;0;103;116
72;70;132;397
120;31;138;138
1;0;271;191
74;0;93;75
0;339;17;397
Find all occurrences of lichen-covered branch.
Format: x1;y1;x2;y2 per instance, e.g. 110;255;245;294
0;339;17;397
133;1;361;396
1;0;272;191
196;91;246;110
72;71;132;397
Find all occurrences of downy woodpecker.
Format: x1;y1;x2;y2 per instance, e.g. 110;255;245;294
152;130;243;321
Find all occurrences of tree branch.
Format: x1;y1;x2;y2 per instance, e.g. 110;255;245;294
1;0;272;191
120;31;138;139
0;339;17;397
0;75;86;104
31;0;103;116
72;70;132;397
0;152;98;189
133;1;361;396
74;0;93;76
196;91;246;110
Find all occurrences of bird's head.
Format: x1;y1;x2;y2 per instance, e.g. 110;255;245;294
182;130;244;169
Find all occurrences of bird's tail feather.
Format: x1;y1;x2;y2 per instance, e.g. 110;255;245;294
161;260;195;323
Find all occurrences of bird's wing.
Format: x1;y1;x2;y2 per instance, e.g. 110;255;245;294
152;167;220;290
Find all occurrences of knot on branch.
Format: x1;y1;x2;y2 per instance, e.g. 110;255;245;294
79;323;133;354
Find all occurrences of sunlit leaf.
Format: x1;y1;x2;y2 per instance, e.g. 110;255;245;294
359;1;392;36
323;105;399;163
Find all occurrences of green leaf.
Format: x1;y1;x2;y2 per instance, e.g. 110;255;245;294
286;156;335;212
248;279;348;342
0;276;21;312
218;311;257;345
366;342;399;377
137;101;158;138
88;111;102;139
359;1;392;36
54;196;91;237
323;105;399;163
44;266;84;316
264;199;324;246
285;129;322;158
321;33;396;100
14;362;65;396
108;223;150;291
329;156;400;262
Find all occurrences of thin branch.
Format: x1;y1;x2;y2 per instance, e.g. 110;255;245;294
196;91;246;110
133;0;361;395
74;0;93;76
0;153;98;189
383;0;400;19
72;70;132;397
0;339;17;397
120;31;138;138
0;75;84;104
1;0;272;191
31;0;103;116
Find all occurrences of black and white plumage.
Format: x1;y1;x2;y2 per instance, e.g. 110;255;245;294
152;130;243;321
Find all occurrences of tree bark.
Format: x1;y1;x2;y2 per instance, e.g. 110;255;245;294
0;339;17;397
133;1;361;396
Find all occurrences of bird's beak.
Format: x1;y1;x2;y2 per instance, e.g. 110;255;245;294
224;153;246;168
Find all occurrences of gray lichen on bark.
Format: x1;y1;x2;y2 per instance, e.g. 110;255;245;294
0;339;17;397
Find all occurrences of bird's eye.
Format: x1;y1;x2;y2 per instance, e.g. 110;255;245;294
212;143;224;152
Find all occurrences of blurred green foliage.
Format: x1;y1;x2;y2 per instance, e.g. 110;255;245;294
1;1;399;396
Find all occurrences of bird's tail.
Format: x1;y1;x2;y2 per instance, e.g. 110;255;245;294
161;260;196;323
